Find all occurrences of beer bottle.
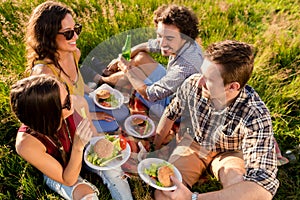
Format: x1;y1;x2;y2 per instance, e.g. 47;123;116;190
122;34;131;61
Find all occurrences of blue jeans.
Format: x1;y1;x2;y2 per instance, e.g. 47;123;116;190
43;175;99;200
83;163;133;200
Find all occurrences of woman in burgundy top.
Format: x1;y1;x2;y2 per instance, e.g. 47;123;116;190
10;75;99;199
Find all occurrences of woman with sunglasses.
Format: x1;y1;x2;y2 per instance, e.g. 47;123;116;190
10;75;99;199
23;2;133;200
24;1;116;128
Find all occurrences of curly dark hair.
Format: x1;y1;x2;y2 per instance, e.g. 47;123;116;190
205;40;254;89
153;4;199;41
24;1;73;74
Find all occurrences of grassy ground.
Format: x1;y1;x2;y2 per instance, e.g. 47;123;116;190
0;0;299;199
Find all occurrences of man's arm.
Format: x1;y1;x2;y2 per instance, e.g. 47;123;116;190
153;114;175;150
155;177;272;200
198;181;272;200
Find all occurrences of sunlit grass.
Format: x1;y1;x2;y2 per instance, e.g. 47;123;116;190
0;0;299;199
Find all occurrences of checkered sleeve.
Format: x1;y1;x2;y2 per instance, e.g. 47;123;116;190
147;63;188;101
164;74;200;121
242;108;279;196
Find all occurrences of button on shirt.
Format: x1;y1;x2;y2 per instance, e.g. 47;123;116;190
146;39;203;102
165;73;279;196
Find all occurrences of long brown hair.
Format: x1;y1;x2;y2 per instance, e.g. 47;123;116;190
24;1;73;75
10;75;71;165
10;75;62;136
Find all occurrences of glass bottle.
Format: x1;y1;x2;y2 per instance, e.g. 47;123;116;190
122;34;131;61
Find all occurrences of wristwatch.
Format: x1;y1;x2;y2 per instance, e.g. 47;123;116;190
191;192;199;200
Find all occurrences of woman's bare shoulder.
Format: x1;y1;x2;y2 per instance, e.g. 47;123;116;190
15;132;46;158
31;63;54;76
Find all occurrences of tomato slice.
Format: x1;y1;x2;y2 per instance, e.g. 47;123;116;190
119;134;127;150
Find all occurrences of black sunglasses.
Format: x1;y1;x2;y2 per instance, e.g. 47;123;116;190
57;23;82;40
61;82;71;110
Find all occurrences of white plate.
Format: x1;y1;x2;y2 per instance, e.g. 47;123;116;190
92;83;124;110
124;114;155;138
84;136;131;170
137;158;182;191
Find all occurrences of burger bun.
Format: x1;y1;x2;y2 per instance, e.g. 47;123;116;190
96;89;111;100
157;165;175;187
93;138;114;159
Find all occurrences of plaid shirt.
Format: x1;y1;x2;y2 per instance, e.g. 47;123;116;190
146;39;203;101
165;73;279;196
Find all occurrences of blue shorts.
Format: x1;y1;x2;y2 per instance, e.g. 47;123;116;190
43;175;99;200
143;63;166;85
137;64;170;117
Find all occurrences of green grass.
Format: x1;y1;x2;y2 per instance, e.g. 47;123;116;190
1;0;299;199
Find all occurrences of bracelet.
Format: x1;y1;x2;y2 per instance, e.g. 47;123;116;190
191;192;199;200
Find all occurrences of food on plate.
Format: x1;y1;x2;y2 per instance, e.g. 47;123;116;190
130;117;152;136
86;135;126;167
144;162;175;187
131;117;145;126
96;89;119;108
93;138;114;159
157;165;175;187
96;89;111;99
125;136;139;153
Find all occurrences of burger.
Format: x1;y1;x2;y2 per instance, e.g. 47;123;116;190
96;89;111;107
93;138;114;159
157;165;175;187
96;89;111;100
131;117;146;126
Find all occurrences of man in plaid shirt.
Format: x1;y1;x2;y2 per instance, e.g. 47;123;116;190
154;40;279;200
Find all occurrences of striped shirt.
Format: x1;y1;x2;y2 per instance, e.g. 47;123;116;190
146;39;203;101
165;73;279;195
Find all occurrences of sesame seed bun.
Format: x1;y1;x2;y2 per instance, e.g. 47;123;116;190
93;138;114;159
96;89;111;100
157;165;174;187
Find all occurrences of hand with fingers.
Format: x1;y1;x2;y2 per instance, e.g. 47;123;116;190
73;118;93;150
154;176;193;200
117;54;132;73
96;111;115;121
107;59;120;72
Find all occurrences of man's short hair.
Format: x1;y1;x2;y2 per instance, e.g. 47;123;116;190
205;40;254;88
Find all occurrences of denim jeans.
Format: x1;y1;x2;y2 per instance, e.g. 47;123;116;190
44;175;99;200
84;164;133;200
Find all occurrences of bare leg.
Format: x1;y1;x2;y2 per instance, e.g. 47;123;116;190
102;51;159;86
72;183;97;200
101;71;127;86
211;151;246;188
131;51;159;76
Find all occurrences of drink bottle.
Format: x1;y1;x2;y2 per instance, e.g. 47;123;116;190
122;34;131;61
